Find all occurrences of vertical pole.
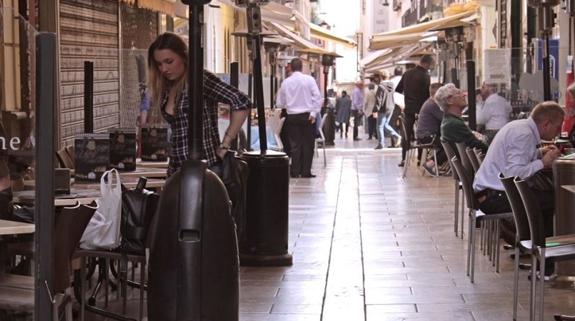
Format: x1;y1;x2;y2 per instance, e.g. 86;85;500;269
84;61;94;133
252;36;268;152
35;32;56;321
270;59;275;110
188;2;205;160
247;74;253;151
467;60;477;130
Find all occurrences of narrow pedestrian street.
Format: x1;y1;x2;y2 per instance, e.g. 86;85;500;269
236;140;575;321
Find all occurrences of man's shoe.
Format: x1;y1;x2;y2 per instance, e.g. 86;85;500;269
395;137;402;147
290;173;300;178
301;174;316;178
398;161;405;167
374;144;383;150
353;138;361;141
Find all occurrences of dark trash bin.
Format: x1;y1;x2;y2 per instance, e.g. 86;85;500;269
240;150;292;266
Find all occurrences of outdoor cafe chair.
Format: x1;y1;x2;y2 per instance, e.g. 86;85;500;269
315;113;327;168
450;156;513;283
441;141;464;239
399;115;438;178
515;177;575;321
466;147;481;174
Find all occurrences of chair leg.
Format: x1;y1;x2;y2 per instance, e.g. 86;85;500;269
513;245;520;321
530;254;537;321
65;289;74;321
496;221;501;272
454;180;459;236
403;148;410;178
140;260;146;321
480;221;485;253
433;149;439;177
470;212;477;283
322;144;326;168
539;250;546;321
460;190;465;239
81;257;86;321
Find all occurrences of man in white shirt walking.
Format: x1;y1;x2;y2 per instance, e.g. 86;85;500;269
477;82;512;142
276;58;323;178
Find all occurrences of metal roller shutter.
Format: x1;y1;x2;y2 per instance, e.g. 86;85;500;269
59;0;119;146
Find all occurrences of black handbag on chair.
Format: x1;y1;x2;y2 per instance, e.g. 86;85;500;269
118;178;160;255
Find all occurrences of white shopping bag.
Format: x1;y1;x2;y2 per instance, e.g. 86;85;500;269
80;169;123;250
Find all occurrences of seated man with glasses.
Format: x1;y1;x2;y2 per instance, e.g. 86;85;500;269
435;83;489;155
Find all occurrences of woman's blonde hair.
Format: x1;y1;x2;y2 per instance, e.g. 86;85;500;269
147;32;188;118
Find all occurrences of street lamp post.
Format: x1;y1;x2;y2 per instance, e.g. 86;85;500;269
322;54;336;146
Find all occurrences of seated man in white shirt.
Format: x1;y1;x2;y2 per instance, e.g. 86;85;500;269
473;101;563;235
476;82;512;142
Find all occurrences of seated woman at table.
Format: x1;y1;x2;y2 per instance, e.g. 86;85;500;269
147;32;250;177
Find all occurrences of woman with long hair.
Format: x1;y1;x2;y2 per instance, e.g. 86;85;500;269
147;32;250;176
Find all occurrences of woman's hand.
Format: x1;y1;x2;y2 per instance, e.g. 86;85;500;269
216;147;228;160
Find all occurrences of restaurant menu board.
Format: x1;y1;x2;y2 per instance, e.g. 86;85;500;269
141;127;169;162
75;133;110;181
109;128;136;171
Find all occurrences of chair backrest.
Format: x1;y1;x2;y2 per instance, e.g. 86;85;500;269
65;146;75;164
318;114;327;141
465;147;481;174
514;177;546;247
53;203;96;293
398;114;410;148
56;148;74;169
499;174;531;242
473;148;484;165
441;141;458;180
455;142;474;179
450;156;477;210
274;117;286;151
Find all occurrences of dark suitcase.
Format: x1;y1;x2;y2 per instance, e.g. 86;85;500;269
148;160;239;321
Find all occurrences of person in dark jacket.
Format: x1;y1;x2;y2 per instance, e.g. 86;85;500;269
335;91;352;138
435;83;488;154
416;83;446;175
395;55;433;166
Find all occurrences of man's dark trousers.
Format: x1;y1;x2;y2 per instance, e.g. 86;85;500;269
352;110;361;140
401;111;417;162
286;112;315;176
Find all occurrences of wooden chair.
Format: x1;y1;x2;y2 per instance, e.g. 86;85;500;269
56;148;74;169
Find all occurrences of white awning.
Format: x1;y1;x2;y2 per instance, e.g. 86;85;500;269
369;9;476;50
308;23;356;48
265;21;339;56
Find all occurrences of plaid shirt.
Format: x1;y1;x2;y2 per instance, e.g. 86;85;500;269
161;71;250;176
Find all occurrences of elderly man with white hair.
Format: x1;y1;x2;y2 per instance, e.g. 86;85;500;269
436;83;489;154
477;82;512;142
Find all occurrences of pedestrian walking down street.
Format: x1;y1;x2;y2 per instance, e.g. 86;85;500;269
335;91;352;138
363;84;377;140
276;58;323;178
351;81;365;140
371;72;401;149
395;55;433;167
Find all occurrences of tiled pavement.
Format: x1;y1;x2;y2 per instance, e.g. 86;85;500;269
88;137;575;321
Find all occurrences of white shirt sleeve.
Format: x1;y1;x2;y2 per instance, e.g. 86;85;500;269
276;81;286;108
504;132;545;179
309;78;323;114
